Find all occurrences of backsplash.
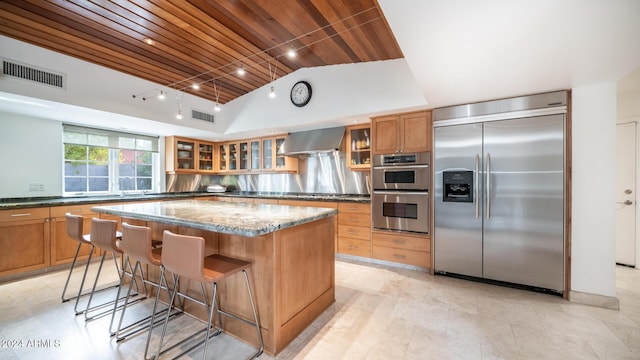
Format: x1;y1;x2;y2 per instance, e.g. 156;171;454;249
166;152;370;195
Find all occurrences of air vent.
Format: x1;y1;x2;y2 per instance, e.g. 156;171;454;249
192;109;215;123
2;58;65;89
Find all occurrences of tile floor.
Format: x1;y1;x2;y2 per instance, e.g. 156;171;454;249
1;259;639;359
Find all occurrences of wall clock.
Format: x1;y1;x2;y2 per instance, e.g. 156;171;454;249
290;81;312;107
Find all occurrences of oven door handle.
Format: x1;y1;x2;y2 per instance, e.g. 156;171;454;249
373;164;430;170
373;191;429;196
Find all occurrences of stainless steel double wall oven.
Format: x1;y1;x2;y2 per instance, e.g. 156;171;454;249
372;152;430;234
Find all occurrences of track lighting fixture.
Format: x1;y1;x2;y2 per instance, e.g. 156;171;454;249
158;91;165;100
237;64;245;76
176;110;183;120
214;103;221;112
269;86;276;98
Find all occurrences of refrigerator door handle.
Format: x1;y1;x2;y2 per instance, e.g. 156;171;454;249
486;153;491;219
475;154;480;218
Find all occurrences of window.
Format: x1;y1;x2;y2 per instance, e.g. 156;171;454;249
63;125;159;196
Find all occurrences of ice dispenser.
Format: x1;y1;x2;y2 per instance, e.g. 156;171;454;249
443;171;473;203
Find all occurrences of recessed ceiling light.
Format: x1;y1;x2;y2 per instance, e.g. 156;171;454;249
143;38;154;45
237;64;246;76
192;83;200;90
287;49;296;58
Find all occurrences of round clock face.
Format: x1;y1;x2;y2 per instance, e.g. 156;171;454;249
290;81;312;107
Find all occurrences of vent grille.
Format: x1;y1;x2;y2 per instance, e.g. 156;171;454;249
2;59;65;88
192;109;215;123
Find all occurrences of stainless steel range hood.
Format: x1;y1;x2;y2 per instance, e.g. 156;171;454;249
278;126;345;156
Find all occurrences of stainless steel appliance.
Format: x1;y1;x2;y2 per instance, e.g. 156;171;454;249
433;91;566;293
372;152;430;190
372;152;430;233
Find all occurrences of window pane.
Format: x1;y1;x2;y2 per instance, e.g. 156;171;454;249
137;178;152;190
65;161;86;176
64;132;86;145
65;144;87;161
88;134;109;147
120;149;135;164
119;176;136;191
65;178;86;192
137;165;152;177
119;164;135;177
137;139;153;151
89;177;109;191
89;164;108;176
136;151;152;164
119;137;136;149
88;147;109;162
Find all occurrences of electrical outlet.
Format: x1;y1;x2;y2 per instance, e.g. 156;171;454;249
28;183;45;191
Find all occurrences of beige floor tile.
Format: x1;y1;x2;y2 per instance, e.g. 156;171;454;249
2;260;640;360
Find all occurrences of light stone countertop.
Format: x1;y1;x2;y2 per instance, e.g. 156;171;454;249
91;199;338;237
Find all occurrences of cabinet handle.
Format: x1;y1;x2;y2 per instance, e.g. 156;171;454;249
10;213;31;217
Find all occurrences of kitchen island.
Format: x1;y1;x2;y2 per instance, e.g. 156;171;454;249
92;199;338;355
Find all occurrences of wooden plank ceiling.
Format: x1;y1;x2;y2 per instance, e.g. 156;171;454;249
0;0;403;104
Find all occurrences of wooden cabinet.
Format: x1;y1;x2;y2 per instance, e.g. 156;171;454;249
50;204;100;266
346;124;371;171
263;135;298;172
337;202;371;257
197;141;215;172
165;136;197;173
0;207;51;277
217;135;297;173
166;136;216;173
372;230;431;268
371;110;432;155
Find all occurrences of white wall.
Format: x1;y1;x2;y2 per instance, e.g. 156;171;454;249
0;112;63;198
571;83;617;297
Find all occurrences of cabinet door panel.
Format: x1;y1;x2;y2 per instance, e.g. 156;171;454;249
401;111;431;153
372;116;399;154
0;219;50;275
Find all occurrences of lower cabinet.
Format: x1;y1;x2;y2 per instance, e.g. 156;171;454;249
337;202;371;257
0;207;51;277
277;200;339;251
50;204;100;266
372;230;431;268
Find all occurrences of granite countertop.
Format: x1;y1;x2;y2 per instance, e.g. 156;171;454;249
92;199;338;237
0;191;369;210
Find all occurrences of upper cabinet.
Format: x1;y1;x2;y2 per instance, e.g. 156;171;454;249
215;134;297;174
346;124;371;171
165;136;197;173
166;136;216;173
371;110;432;155
197;141;215;172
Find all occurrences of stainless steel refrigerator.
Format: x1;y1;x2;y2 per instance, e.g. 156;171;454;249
433;92;566;293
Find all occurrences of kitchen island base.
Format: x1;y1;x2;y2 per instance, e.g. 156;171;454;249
145;216;335;355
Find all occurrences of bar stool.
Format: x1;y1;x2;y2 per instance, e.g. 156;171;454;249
153;230;263;360
83;217;132;320
61;213;122;315
111;223;179;359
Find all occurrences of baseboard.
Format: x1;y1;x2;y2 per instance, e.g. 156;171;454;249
569;290;620;310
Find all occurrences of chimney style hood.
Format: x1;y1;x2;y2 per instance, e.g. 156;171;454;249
278;126;345;156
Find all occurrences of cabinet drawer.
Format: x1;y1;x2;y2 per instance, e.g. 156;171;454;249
338;212;370;227
338;225;370;241
372;245;430;268
0;207;50;222
337;202;370;214
50;204;97;218
338;237;371;257
372;231;430;252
